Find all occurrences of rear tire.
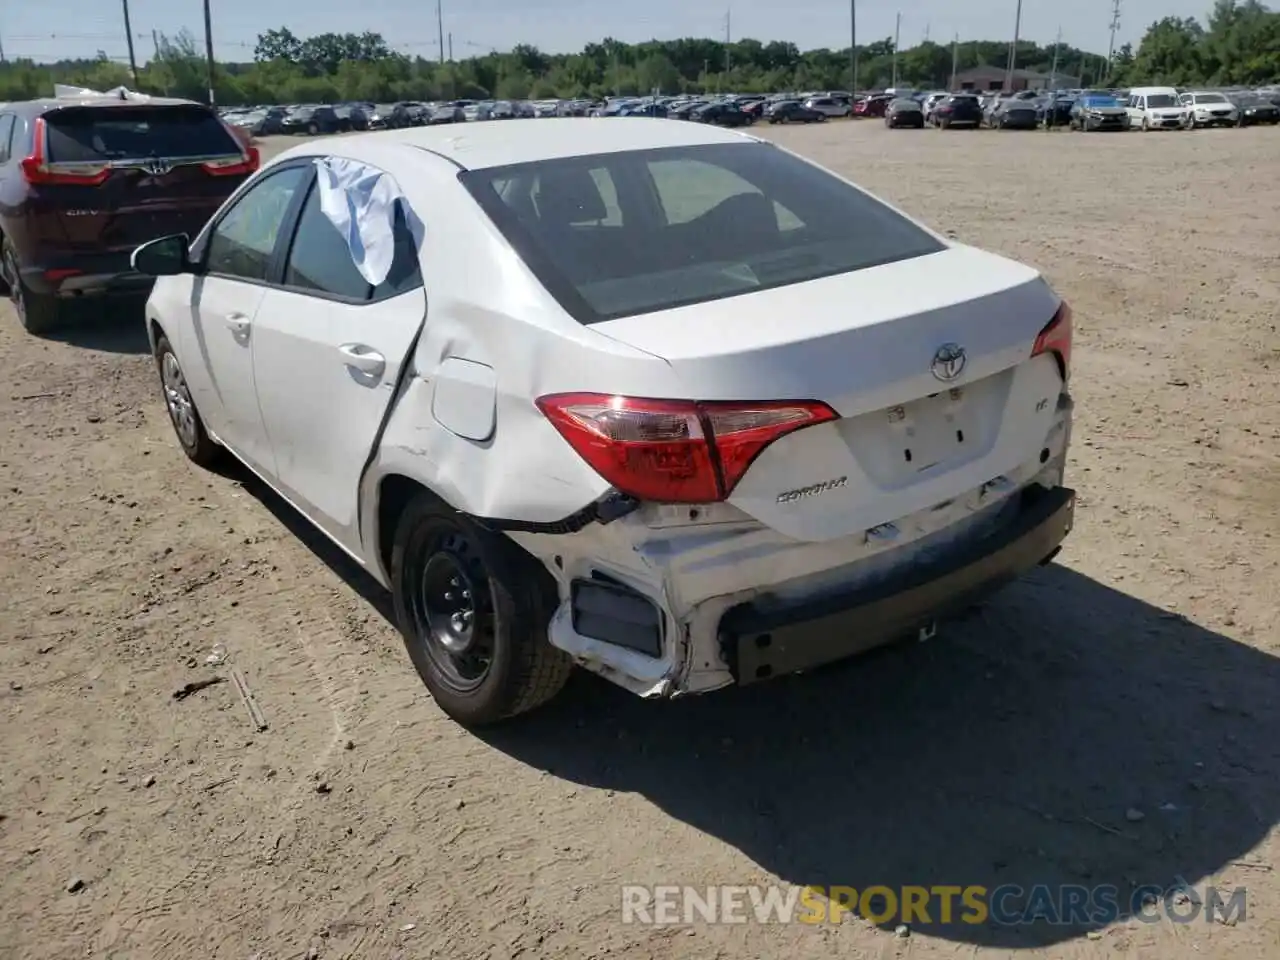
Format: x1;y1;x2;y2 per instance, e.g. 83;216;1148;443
154;335;222;468
3;239;60;336
391;495;573;727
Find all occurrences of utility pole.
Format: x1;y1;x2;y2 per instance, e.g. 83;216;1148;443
202;0;216;106
1048;25;1062;90
890;12;901;89
121;0;139;88
724;9;731;82
1107;0;1122;80
849;0;857;93
436;0;444;65
447;32;453;61
924;22;930;44
1004;0;1023;91
950;33;959;90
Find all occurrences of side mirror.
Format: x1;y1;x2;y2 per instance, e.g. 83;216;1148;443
132;234;192;277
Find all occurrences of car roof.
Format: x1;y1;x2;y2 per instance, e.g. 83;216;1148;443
315;118;759;171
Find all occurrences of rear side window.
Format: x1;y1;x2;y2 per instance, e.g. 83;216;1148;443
461;142;945;324
282;179;422;302
44;105;240;163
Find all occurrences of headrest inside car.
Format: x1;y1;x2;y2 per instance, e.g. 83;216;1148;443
533;168;609;226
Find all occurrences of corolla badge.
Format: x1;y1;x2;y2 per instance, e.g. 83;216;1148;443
776;476;848;504
930;343;967;382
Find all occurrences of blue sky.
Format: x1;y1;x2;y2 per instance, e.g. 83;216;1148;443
3;0;1217;66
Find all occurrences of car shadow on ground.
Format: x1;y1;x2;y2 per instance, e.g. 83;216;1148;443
219;466;1278;947
219;461;397;623
475;565;1279;948
43;297;151;355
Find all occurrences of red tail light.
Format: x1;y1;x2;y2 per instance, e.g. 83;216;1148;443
203;146;260;177
535;393;839;504
1031;300;1073;380
20;117;109;187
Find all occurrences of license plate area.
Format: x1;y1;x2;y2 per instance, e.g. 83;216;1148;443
839;377;1000;491
886;387;972;474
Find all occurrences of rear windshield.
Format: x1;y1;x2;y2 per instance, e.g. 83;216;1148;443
460;142;945;324
45;105;240;163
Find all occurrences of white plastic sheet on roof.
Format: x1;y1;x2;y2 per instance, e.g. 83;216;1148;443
53;83;153;101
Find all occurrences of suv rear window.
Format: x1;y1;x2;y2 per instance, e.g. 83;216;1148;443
45;105;240;163
461;142;945;324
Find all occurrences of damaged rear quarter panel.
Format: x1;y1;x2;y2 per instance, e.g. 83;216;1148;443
361;158;691;566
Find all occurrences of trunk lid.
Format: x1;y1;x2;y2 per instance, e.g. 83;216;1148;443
592;245;1066;541
29;103;249;256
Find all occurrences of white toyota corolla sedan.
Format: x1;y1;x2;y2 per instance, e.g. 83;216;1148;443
133;119;1076;727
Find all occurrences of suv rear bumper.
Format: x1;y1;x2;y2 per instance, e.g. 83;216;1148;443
718;485;1076;684
20;257;153;299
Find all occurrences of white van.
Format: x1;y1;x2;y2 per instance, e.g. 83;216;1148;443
1125;86;1188;130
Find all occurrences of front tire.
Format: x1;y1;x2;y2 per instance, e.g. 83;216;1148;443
391;496;573;727
154;335;221;467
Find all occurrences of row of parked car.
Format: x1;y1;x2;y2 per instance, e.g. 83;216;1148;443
880;84;1280;131
219;98;601;137
221;83;1280;139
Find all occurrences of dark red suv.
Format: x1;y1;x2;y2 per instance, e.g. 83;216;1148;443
0;94;258;334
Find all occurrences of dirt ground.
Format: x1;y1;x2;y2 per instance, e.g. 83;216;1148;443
2;122;1278;960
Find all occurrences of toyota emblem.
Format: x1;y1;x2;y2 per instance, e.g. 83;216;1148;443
931;343;967;382
141;158;173;176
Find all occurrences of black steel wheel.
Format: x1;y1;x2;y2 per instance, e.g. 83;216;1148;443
410;531;496;693
391;494;573;726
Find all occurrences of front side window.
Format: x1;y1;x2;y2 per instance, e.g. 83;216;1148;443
205;165;309;281
462;142;945;324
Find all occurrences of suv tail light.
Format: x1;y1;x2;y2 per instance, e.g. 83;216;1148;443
536;394;839;504
1031;300;1073;380
20;117;109;187
202;146;260;177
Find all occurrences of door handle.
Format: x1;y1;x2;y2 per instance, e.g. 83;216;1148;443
225;313;251;337
338;343;386;378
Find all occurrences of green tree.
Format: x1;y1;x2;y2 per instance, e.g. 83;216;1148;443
254;28;302;63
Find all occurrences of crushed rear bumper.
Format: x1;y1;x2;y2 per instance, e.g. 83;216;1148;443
718;485;1075;684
